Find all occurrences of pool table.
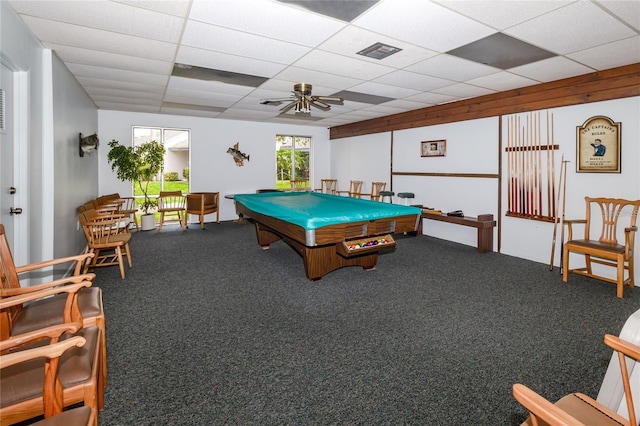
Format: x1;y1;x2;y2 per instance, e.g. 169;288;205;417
233;192;421;280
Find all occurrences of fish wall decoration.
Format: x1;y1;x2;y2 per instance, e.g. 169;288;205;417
227;142;250;167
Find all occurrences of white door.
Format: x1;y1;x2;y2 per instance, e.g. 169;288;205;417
1;63;18;254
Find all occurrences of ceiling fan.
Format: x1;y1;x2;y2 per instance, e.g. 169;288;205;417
260;83;344;115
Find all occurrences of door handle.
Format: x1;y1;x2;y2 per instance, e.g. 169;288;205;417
10;207;22;215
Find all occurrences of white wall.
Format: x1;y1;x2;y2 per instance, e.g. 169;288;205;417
52;52;99;258
98;111;332;222
331;97;640;283
330;132;392;196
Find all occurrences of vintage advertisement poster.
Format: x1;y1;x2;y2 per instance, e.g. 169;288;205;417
576;116;621;173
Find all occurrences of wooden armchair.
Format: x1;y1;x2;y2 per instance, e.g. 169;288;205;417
79;209;132;279
513;334;638;426
290;179;308;191
0;332;97;426
186;192;220;229
336;180;363;198
314;179;337;194
0;288;103;425
360;181;387;202
562;197;640;298
157;191;186;232
0;223;108;388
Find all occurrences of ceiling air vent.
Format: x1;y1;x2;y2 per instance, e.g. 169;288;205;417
356;42;402;60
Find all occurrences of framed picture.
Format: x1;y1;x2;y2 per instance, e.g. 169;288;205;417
576;116;621;173
421;140;446;157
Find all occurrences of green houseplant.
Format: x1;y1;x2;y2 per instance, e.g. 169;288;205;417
107;139;165;229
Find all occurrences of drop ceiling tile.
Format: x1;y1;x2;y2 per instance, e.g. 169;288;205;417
176;46;287;78
271;67;364;91
566;36;640;70
509;56;595;82
219;109;280;120
181;20;311;64
380;99;434;110
76;77;166;94
67;63;170;86
317;26;438;68
432;82;495;98
115;0;191;17
292;50;395;80
348;81;421;99
434;0;571;30
159;107;222;118
505;1;636;55
404;92;457;105
49;44;173;75
188;0;346;46
91;95;161;107
353;0;495;52
9;0;185;42
597;0;640;31
163;93;237;108
168;76;256;96
406;54;500;82
466;71;540;92
373;70;454;92
22;16;177;61
85;87;164;101
96;102;160;113
165;87;243;104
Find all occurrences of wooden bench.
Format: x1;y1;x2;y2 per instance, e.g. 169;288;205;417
416;213;496;253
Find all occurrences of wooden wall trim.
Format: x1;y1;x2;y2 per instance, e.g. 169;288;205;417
392;172;499;179
330;63;640;140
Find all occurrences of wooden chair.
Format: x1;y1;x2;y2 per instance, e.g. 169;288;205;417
0;324;98;426
562;197;640;298
185;192;220;229
314;179;337;194
360;181;387;202
79;209;132;279
157;191;186;232
0;293;103;426
513;334;639;426
289;179;308;191
0;223;108;388
118;196;139;231
336;180;363;198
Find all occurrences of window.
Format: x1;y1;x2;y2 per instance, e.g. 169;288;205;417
132;127;190;202
276;135;311;190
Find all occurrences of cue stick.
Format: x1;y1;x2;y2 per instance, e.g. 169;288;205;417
507;116;512;213
537;112;543;217
546;111;551;218
550;112;556;218
558;159;569;275
549;153;565;270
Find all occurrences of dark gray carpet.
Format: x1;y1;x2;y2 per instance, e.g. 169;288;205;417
94;221;639;425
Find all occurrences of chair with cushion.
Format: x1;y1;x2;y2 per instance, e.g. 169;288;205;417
336;180;363;198
79;209;132;279
0;327;97;426
0;289;103;425
562;197;640;298
360;182;386;202
157;191;186;232
314;179;337;194
0;223;108;388
185;192;220;230
513;334;638;426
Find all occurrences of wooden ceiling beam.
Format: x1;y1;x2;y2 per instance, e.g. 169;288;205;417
329;63;640;140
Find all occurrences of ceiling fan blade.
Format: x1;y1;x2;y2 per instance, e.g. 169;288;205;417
313;95;344;105
310;99;331;110
279;100;298;114
260;96;296;106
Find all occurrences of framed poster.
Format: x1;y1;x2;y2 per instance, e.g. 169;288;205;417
421;140;446;157
576;116;621;173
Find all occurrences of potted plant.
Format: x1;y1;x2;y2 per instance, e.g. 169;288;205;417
107;139;165;231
